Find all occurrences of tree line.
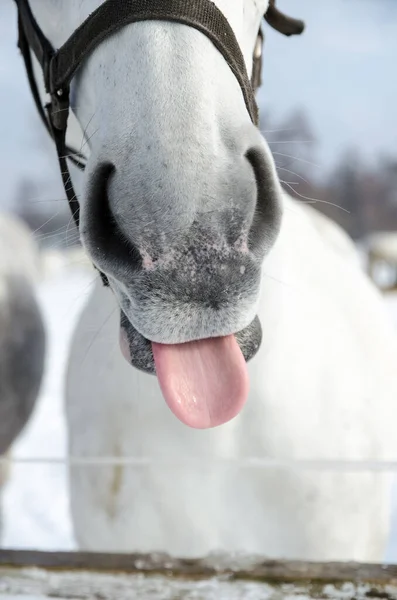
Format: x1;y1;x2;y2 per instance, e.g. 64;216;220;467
261;108;397;240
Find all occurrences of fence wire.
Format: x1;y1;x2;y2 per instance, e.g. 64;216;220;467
2;455;397;472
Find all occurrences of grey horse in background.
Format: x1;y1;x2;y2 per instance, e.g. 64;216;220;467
0;213;45;537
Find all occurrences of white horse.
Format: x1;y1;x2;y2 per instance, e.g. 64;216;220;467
0;212;45;536
25;0;397;562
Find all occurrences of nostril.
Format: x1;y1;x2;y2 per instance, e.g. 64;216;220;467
83;162;142;272
245;147;282;256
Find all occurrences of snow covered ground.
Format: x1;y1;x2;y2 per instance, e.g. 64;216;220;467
1;266;397;559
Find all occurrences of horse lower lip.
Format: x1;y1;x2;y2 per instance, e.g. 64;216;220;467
119;312;262;375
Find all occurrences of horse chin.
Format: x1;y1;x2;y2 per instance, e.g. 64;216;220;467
119;312;262;375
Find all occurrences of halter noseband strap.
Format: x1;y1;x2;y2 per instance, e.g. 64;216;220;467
14;0;304;286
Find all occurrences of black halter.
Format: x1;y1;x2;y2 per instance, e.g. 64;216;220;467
14;0;304;286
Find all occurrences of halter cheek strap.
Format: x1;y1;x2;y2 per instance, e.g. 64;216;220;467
14;0;304;287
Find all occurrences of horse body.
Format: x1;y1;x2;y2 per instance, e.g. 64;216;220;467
66;194;397;561
21;0;397;560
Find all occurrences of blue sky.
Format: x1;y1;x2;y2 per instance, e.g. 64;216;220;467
258;0;397;170
0;2;63;209
0;0;396;208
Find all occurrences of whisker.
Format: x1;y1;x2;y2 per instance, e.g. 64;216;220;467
31;210;63;235
282;181;350;213
279;180;300;186
262;271;293;288
261;128;298;134
79;111;97;153
276;166;312;186
272;152;321;169
267;140;314;144
64;239;84;249
36;222;80;237
82;305;118;367
35;231;80;245
50;103;89;116
80;126;99;153
59;112;98;187
62;274;98;313
65;205;81;245
26;197;69;204
34;217;80;240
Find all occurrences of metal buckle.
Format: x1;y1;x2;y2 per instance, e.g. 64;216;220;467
254;30;263;62
251;29;263;91
49;87;70;132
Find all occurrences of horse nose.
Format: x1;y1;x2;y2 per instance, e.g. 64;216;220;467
81;142;283;281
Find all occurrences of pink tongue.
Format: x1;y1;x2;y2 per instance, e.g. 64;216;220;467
152;336;249;429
